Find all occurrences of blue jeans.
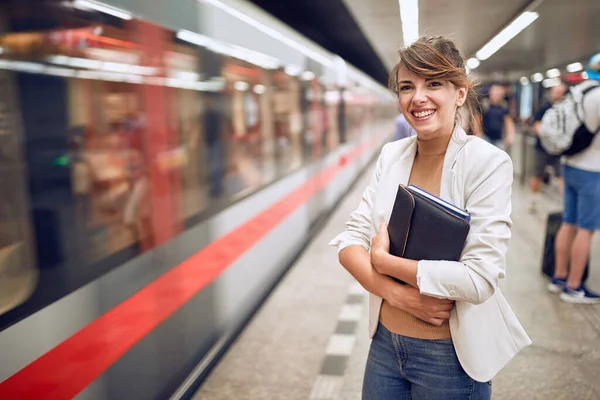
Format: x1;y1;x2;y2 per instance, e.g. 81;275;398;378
563;164;600;231
363;323;491;400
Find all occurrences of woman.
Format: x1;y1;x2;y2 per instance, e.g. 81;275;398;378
329;36;531;399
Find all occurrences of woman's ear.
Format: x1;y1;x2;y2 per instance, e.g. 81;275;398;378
456;87;467;107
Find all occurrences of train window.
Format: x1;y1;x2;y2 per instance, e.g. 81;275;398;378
345;87;367;143
323;82;341;151
301;77;330;160
221;58;265;195
272;69;303;172
0;70;38;318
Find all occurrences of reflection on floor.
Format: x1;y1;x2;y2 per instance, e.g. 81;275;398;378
195;162;600;400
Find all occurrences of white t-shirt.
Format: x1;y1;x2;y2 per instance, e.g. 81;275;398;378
564;81;600;172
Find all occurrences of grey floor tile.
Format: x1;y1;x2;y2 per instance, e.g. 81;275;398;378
493;351;599;400
203;339;323;388
338;391;362;400
196;382;310;400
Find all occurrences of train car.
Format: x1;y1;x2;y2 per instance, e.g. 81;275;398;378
0;0;395;398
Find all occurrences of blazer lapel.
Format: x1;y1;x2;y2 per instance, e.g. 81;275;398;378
441;126;469;205
378;139;417;228
394;138;418;187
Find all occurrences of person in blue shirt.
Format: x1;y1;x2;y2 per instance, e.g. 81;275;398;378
529;82;567;213
394;112;416;141
476;84;516;149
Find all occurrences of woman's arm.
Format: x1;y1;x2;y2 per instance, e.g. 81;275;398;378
331;144;453;325
370;222;418;287
370;150;513;305
340;245;454;326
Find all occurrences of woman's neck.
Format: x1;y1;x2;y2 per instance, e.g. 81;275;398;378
416;133;451;156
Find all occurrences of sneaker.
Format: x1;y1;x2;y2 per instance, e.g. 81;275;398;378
560;285;600;304
548;276;567;294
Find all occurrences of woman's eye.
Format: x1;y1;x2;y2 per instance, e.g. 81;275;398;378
399;85;412;91
429;81;443;87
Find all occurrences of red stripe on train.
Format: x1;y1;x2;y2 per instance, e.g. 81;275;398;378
0;138;376;399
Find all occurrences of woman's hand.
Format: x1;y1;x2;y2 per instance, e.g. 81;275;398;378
385;282;455;326
370;223;390;274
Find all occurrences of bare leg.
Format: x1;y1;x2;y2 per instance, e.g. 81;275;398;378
555;177;564;196
566;228;594;289
529;177;542;213
554;222;576;279
530;176;541;193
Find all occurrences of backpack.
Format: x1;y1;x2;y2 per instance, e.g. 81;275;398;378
539;81;600;156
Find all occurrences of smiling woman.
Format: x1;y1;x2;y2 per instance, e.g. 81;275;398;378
330;35;530;400
389;36;481;138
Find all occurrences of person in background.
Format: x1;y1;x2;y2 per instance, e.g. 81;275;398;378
394;110;415;141
550;53;600;303
528;82;568;213
476;84;516;149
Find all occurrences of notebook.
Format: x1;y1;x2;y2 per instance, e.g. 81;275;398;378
387;184;471;277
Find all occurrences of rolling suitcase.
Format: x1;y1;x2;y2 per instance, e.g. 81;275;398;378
541;212;589;282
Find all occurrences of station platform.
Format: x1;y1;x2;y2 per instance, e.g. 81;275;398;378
194;161;600;400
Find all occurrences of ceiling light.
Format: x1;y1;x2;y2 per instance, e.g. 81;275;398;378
253;84;266;94
284;65;301;77
233;81;249;91
398;0;419;46
466;58;480;70
531;73;544;83
176;30;211;47
546;68;561;78
170;71;200;81
73;0;132;20
542;78;561;88
324;90;341;104
520;77;529;85
476;11;538;61
301;71;315;81
566;62;583;73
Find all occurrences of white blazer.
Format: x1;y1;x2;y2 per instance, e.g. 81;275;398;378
330;126;531;382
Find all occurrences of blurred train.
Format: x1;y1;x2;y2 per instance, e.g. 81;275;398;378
0;0;395;398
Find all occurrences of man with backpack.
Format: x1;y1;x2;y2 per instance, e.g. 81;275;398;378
541;53;600;303
529;82;568;213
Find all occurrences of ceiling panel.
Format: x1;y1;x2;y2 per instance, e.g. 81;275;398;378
343;0;600;82
341;0;402;70
342;0;531;71
420;0;531;56
248;0;389;84
477;0;600;77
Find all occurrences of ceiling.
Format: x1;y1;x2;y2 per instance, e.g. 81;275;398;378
477;0;600;78
342;0;600;82
247;0;389;85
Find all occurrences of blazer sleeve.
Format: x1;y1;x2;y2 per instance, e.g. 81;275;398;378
416;150;513;305
328;144;388;253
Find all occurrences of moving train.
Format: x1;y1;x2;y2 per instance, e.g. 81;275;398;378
0;0;395;398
